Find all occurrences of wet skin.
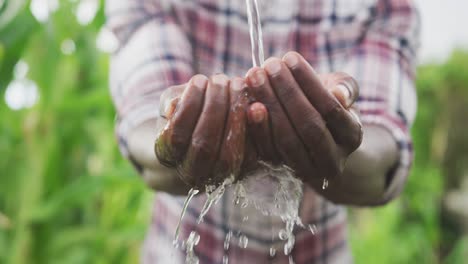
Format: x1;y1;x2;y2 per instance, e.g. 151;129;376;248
155;52;363;191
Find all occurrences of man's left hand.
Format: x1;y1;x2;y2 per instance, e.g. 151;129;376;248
245;52;363;191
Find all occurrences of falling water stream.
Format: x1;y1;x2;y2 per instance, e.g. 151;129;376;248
245;0;264;67
174;1;327;263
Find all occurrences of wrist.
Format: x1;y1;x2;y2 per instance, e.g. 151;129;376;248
320;125;399;206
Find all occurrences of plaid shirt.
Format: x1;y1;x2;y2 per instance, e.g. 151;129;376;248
106;0;420;263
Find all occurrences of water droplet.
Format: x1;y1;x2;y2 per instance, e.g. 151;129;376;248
269;247;276;257
224;231;232;250
284;235;295;255
239;235;249;248
308;224;318;235
322;178;329;190
279;229;288;240
289;255;296;264
223;255;229;264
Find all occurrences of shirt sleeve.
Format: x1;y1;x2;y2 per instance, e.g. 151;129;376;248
342;0;420;203
106;0;193;163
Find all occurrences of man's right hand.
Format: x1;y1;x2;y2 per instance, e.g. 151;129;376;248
155;74;253;190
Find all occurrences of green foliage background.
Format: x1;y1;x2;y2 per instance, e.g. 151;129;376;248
0;1;467;263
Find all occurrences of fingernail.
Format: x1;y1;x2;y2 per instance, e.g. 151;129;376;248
250;70;266;87
265;60;282;76
212;74;229;87
283;53;299;68
231;78;245;91
250;107;265;123
192;75;208;88
336;84;352;107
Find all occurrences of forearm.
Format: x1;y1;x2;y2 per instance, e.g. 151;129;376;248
127;119;190;195
127;117;402;203
324;124;400;206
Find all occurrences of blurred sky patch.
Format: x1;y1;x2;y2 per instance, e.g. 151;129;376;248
416;0;468;63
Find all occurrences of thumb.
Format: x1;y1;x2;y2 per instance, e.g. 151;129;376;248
319;72;359;109
247;102;279;164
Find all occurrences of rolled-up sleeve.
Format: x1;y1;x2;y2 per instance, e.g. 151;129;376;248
343;0;420;202
106;0;193;159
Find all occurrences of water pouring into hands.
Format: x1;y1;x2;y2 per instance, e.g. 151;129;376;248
154;52;363;196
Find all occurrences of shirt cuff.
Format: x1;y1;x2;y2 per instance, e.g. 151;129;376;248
360;110;414;203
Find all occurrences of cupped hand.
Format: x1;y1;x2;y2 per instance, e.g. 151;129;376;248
245;52;363;190
154;74;254;189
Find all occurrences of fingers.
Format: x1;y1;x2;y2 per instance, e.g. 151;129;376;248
177;74;230;188
213;78;249;181
246;67;314;179
320;72;362;152
282;52;362;153
247;102;279;164
262;58;342;180
155;76;208;167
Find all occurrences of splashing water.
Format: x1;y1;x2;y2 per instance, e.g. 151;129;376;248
174;188;199;245
185;231;200;264
239;162;304;256
322;178;329;190
239;234;249;249
224;231;233;250
198;175;235;224
308;224;318;235
270;247;277;258
246;0;265;67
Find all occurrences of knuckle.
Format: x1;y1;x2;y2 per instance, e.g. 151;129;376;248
277;135;303;155
276;85;294;102
347;124;363;152
324;102;345;123
300;116;327;142
190;136;217;158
